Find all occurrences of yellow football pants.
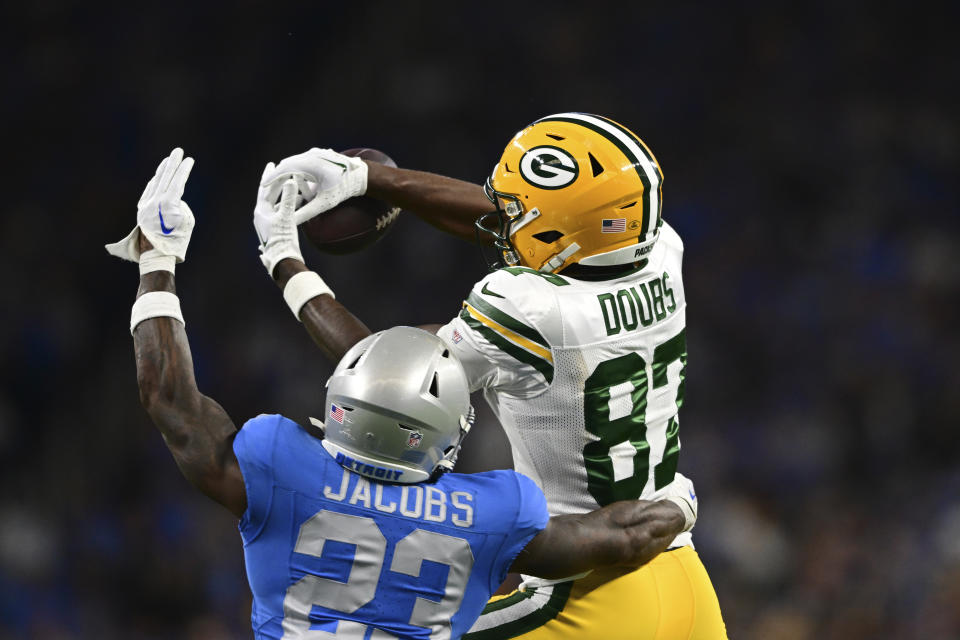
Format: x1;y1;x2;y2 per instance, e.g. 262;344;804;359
465;547;727;640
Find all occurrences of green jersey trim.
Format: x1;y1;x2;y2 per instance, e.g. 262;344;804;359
459;307;555;384
464;582;573;640
466;292;550;349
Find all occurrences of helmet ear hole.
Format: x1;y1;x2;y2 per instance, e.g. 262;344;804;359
532;230;565;244
588;152;604;177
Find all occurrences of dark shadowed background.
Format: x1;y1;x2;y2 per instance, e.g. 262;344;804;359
1;1;958;638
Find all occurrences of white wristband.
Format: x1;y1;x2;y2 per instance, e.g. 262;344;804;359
664;495;697;533
130;291;185;334
139;249;176;275
283;271;334;320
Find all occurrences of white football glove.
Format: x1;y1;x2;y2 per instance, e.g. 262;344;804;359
260;148;368;225
255;165;303;277
106;147;196;263
660;472;698;533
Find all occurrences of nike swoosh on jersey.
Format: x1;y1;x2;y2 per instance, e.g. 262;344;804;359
480;283;504;299
158;204;174;235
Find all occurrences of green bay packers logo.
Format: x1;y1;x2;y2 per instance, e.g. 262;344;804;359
519;145;579;190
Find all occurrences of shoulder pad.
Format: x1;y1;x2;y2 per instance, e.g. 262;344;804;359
658;221;684;252
237;413;283;453
465;268;564;349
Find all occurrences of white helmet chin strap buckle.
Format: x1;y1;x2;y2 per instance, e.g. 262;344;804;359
542;242;581;273
510;207;541;233
436;406;476;472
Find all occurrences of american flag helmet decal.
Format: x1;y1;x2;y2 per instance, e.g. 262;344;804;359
601;218;627;233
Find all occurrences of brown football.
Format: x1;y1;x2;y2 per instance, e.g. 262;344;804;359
300;148;400;255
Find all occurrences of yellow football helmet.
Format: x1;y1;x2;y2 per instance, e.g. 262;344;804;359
476;113;664;273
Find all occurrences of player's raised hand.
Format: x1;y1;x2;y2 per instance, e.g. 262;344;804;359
254;169;304;277
106;147;196;264
260;148;368;225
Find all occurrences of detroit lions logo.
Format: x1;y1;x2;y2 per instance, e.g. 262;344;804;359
519;145;579;190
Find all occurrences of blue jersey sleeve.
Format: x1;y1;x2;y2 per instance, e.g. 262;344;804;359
492;472;549;586
233;414;283;542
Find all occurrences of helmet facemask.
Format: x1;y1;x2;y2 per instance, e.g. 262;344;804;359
475;177;524;271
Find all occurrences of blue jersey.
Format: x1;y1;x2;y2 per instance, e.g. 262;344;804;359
234;414;549;640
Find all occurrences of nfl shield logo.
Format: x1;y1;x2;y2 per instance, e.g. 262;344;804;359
407;432;423;448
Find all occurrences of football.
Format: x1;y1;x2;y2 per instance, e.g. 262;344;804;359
300;148;401;255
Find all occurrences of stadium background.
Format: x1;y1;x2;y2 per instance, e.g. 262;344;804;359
1;1;957;638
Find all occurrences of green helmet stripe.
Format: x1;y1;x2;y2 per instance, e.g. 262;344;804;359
591;114;664;231
534;113;660;238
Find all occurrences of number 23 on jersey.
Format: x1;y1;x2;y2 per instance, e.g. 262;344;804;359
282;511;474;639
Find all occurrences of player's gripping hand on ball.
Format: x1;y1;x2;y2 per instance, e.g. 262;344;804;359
260;148;368;224
254;167;307;278
105;148;195;273
263;145;499;243
252;168;373;362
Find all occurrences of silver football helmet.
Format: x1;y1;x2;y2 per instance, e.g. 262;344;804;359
310;326;475;484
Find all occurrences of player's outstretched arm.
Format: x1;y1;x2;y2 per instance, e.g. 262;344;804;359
133;255;246;517
511;499;686;579
273;257;372;363
254;172;373;364
260;148;492;244
512;475;698;579
108;148;246;517
364;162;491;243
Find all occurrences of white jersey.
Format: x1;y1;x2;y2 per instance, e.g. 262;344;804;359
438;222;691;549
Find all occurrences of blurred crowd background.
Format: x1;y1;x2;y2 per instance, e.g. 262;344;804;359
1;1;957;638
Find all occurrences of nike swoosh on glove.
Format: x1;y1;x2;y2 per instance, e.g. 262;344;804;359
106;147;196;263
